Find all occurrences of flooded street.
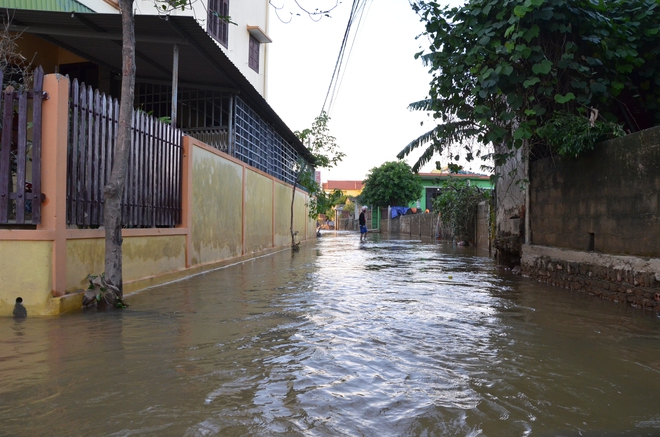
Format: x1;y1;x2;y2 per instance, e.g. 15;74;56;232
1;232;660;437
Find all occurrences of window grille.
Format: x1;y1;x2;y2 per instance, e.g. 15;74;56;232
234;97;299;185
136;83;231;153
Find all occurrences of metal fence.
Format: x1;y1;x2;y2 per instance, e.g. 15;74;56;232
233;96;299;185
135;83;303;186
68;79;183;228
0;66;44;226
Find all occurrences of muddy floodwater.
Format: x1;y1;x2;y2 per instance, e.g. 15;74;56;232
1;232;660;437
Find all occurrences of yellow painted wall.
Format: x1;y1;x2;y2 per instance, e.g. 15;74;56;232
245;169;274;253
0;241;52;316
273;182;293;246
66;236;186;292
65;239;105;292
1;74;317;316
191;147;243;265
16;33;89;75
293;189;308;240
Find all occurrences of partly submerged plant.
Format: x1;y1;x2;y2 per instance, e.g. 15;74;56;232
83;274;129;310
433;179;490;244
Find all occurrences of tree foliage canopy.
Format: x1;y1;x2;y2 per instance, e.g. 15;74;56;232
399;0;660;171
315;189;345;218
359;161;423;207
293;111;345;220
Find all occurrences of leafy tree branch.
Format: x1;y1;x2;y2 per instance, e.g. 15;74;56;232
399;0;660;172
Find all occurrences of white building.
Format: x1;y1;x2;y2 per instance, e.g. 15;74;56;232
0;0;312;184
46;0;272;97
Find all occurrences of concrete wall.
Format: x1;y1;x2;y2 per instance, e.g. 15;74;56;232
382;203;491;254
494;145;526;265
0;75;314;316
191;147;244;265
475;201;490;253
384;211;438;239
522;126;660;313
530;126;660;257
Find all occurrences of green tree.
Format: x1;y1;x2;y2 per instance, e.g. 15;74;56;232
314;188;345;218
399;0;660;172
433;179;490;244
359;161;423;208
292;111;345;246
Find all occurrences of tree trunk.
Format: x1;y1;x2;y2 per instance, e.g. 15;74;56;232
103;0;135;298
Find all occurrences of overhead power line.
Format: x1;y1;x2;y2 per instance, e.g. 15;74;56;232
321;0;371;116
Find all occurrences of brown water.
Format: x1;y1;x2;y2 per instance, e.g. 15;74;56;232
1;232;660;437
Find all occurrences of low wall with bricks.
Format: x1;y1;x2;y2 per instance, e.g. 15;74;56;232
522;245;660;312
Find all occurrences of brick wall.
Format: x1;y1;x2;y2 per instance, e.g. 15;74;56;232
522;246;660;312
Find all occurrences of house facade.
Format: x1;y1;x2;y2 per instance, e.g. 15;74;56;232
0;2;316;315
2;1;309;184
416;170;493;212
1;0;272;96
323;180;364;199
132;0;272;97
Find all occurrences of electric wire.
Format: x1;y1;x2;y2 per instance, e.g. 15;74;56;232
321;0;371;116
326;0;372;115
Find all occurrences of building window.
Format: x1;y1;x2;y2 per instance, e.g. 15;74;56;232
208;0;229;47
248;35;259;72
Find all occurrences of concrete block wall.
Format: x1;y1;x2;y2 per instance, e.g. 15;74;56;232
530;126;660;258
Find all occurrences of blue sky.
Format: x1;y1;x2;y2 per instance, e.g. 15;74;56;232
267;0;467;182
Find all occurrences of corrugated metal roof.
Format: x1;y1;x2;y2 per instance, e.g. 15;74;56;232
0;0;94;13
1;8;313;163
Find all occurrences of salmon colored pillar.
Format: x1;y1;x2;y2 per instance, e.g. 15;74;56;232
179;136;193;268
38;74;70;297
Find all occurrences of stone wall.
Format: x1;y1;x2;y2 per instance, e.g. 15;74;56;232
522;245;660;312
495;145;526;265
530;126;660;257
522;126;660;313
475;201;490;253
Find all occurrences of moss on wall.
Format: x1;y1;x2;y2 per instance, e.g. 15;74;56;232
274;182;292;246
245;170;274;253
66;236;186;292
191;148;243;265
531;125;660;257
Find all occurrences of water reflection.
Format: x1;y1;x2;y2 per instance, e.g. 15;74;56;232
1;232;659;437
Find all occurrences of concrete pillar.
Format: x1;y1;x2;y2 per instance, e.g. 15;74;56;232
39;74;70;297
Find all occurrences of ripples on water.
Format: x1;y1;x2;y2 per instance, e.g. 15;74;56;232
1;232;660;437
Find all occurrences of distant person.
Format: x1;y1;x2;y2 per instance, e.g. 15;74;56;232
359;206;368;242
13;297;27;318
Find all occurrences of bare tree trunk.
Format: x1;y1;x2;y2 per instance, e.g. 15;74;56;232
103;0;135;298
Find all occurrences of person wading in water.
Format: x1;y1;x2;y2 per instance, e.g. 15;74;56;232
359;206;368;242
